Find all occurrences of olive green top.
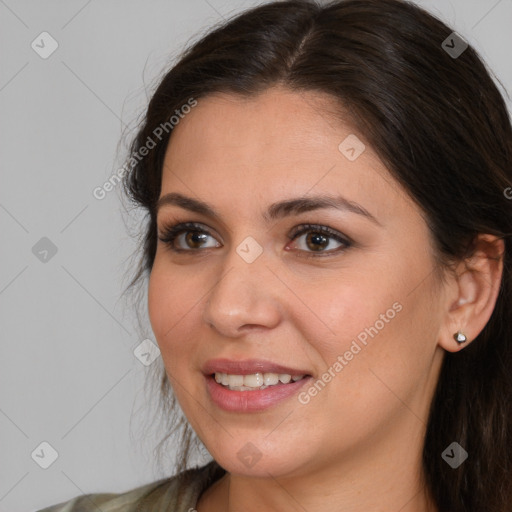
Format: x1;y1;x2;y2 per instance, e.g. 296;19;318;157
36;460;226;512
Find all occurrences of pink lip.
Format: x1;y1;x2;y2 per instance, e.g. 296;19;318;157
204;374;313;413
202;358;313;413
202;358;312;377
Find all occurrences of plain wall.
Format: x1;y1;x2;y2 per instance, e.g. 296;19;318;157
0;0;510;510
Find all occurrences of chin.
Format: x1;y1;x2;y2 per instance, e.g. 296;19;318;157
212;442;314;479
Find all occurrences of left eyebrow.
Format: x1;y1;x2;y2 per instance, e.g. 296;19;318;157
155;192;381;226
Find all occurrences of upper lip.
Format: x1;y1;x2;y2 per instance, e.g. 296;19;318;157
202;358;312;377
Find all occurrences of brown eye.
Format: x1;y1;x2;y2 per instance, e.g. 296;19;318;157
288;224;352;257
304;232;330;251
158;222;220;252
182;231;209;249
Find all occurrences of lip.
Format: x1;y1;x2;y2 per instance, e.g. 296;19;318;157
202;358;312;377
204;373;313;413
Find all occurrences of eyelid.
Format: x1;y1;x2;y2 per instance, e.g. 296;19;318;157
287;223;353;245
157;221;220;248
157;218;219;236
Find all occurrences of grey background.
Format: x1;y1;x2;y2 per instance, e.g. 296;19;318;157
0;0;510;510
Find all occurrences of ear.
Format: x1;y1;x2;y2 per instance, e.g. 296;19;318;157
438;234;505;353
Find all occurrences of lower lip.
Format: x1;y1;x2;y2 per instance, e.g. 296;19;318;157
205;374;312;412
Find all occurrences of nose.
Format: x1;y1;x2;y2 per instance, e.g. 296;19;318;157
202;242;282;337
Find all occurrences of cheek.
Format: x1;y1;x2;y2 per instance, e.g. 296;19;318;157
147;265;169;342
283;268;403;362
147;262;197;366
147;262;216;435
289;262;436;398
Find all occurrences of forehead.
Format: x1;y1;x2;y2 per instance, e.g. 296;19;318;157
160;87;415;222
164;87;364;165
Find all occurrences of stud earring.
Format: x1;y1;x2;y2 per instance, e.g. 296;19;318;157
453;330;468;344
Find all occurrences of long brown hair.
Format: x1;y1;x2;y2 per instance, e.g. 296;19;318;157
120;1;512;510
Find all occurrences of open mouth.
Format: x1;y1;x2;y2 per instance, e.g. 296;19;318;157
212;372;311;391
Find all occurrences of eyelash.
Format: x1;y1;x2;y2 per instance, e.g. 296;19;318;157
157;221;353;258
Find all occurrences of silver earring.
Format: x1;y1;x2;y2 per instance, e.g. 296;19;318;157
453;330;467;344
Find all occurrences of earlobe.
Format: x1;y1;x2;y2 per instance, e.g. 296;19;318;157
438;234;504;353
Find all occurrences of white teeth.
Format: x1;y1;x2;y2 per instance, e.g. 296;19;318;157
263;373;279;386
214;372;306;391
229;374;244;387
244;373;264;387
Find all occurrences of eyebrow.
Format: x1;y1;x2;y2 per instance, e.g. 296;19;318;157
155;192;381;226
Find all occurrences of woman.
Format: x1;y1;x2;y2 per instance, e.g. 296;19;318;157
38;0;512;510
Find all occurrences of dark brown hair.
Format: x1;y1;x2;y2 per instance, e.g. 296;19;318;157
120;0;512;510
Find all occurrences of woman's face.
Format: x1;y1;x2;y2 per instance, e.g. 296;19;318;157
148;86;449;479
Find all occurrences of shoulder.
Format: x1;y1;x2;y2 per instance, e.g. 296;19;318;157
35;460;226;512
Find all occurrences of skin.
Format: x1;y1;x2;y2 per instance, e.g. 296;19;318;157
147;86;504;512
